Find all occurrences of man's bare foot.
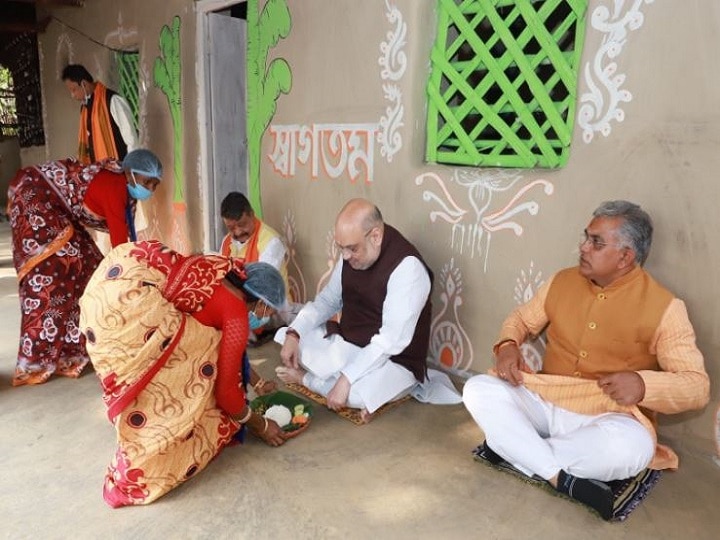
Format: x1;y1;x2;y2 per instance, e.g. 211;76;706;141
275;366;306;385
359;409;375;424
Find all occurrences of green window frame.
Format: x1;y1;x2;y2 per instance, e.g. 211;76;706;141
116;50;140;132
426;0;588;168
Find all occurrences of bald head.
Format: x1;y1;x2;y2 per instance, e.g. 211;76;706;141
334;199;384;270
335;198;383;235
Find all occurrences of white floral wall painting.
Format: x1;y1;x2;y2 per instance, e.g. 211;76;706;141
429;257;474;376
514;262;546;372
578;0;654;143
282;210;308;304
377;0;407;163
316;228;340;295
415;169;554;272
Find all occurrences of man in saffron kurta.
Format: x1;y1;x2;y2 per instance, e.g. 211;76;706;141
219;191;289;298
276;198;434;423
62;64;138;164
463;200;709;520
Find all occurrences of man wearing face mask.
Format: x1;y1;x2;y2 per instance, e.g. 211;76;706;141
62;64;138;164
7;149;162;386
219;192;289;343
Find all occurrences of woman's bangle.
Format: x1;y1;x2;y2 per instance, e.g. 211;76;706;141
237;407;252;424
493;339;517;355
262;417;269;434
253;378;266;392
285;328;300;342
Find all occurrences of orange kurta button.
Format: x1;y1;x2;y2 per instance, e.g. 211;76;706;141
588;322;597;330
573;371;582;377
579;350;588;358
597;293;607;300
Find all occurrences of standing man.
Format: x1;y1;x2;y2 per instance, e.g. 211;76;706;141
62;64;138;164
276;198;434;423
463;200;709;520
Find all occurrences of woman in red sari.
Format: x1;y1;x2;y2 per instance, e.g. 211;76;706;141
79;240;288;507
7;149;162;386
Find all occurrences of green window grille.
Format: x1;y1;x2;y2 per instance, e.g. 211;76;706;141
116;51;140;132
0;66;18;137
426;0;588;168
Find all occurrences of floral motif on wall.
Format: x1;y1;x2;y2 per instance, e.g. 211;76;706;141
377;0;407;163
415;169;553;271
513;262;546;372
316;228;340;295
578;0;654;143
429;257;473;376
282;210;307;304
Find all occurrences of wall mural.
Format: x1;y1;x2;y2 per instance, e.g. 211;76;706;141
267;0;407;185
247;0;292;216
282;209;307;304
578;0;654;143
153;16;187;252
268;123;378;183
513;261;546;372
429;257;473;375
415;169;554;271
377;0;407;163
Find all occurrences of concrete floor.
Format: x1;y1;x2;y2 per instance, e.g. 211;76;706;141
1;220;718;540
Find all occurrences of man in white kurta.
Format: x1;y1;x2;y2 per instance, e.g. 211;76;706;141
276;198;435;422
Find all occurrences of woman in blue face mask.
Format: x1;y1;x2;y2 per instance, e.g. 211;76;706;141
7;149;162;386
79;241;289;507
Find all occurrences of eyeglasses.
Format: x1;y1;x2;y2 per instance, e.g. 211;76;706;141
335;228;374;256
579;231;623;251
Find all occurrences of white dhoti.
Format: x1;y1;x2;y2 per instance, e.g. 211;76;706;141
462;374;654;482
275;326;416;413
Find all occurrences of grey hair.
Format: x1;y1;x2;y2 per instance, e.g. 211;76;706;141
361;205;384;233
592;200;653;265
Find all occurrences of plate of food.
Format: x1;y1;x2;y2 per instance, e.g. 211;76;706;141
250;390;313;438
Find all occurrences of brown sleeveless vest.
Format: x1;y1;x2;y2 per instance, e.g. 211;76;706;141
340;225;433;381
543;266;673;379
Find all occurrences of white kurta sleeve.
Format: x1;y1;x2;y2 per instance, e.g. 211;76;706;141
258;236;287;271
290;259;343;337
109;94;139;153
341;256;431;384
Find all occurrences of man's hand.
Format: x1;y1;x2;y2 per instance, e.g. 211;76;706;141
598;372;645;406
280;336;300;369
495;343;530;386
326;374;351;411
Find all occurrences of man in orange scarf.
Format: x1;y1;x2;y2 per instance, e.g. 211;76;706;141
220;191;289;344
62;64;138;164
463;200;709;520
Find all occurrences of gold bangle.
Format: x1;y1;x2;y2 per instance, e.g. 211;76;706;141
238;407;252;424
262;417;269;434
253;378;265;392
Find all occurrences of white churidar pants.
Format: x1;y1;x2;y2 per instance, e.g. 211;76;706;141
462;374;654;482
275;326;416;414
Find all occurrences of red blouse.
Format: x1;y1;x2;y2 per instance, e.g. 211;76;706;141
192;282;249;415
84;169;130;247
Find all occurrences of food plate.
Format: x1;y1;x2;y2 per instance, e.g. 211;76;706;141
250;390;313;438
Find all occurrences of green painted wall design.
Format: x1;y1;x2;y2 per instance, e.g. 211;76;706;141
154;16;184;207
247;0;292;216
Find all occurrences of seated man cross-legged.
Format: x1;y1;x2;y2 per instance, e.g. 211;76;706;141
276;198;451;423
463;200;709;520
219;191;289;344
